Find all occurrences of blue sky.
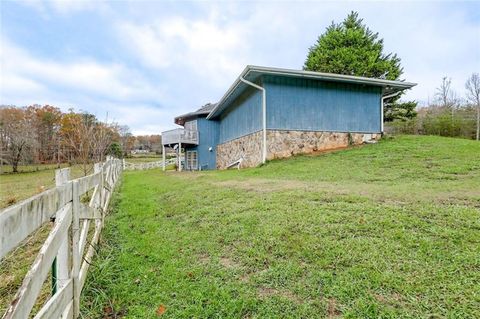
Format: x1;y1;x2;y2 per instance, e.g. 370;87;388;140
1;1;479;134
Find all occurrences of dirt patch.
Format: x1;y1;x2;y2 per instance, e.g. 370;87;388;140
257;286;303;304
239;273;250;282
373;292;405;307
327;298;342;318
168;171;207;180
214;178;310;193
197;253;210;264
307;145;356;156
219;256;241;269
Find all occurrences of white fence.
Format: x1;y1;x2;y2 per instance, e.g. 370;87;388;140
123;158;176;171
0;157;122;319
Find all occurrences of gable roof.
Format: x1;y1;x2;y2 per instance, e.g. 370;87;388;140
207;65;416;119
174;102;217;125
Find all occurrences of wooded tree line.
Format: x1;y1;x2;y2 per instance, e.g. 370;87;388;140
386;74;480;140
0;105;134;174
131;135;162;154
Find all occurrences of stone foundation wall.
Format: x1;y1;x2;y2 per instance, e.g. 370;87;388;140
266;130;381;160
216;130;381;169
216;131;263;169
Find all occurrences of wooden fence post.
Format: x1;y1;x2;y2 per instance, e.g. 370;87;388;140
54;168;70;292
71;180;80;317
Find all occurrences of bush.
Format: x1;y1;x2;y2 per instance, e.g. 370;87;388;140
385;106;477;139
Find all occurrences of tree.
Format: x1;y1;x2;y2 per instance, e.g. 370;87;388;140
304;11;402;80
465;73;480;141
91;118;118;163
118;125;134;157
0;107;37;172
108;142;123;158
435;76;461;125
304;11;416;122
435;77;457;108
27;105;62;164
60;111;97;175
384;101;417;122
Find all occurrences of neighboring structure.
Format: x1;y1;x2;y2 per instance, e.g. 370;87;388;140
162;65;416;170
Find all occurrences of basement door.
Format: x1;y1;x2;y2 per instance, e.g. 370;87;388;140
186;150;198;170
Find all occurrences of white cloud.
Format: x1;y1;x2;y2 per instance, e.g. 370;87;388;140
118;15;249;88
1;37;164;102
0;36;168;134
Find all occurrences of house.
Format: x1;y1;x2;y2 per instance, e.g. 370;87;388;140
161;65;416;170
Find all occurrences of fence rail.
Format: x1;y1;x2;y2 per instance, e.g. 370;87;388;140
0;156;122;319
123;158;176;171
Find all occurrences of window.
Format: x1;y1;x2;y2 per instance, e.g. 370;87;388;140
184;120;197;131
186;151;198;170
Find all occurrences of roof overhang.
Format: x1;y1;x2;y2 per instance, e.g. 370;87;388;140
174;110;210;126
207;65;417;119
174;103;217;125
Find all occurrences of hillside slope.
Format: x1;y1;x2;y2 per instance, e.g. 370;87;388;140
82;135;480;318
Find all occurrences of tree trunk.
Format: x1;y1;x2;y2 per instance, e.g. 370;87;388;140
12;143;24;173
476;104;479;141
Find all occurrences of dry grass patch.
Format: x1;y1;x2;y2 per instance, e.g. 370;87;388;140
219;256;242;269
327;298;342;318
257;286;304;305
214;178;310;193
0;223;53;315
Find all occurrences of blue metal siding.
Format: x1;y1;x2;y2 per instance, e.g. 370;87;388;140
218;87;262;143
186;117;219;170
264;76;382;133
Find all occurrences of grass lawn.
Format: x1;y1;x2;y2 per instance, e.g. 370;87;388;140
126;154;164;164
81;135;480;318
0;164;91;208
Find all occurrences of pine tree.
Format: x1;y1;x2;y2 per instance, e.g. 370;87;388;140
304;12;416;121
304;11;402;80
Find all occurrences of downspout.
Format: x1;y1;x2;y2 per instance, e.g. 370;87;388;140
239;77;267;164
381;90;402;133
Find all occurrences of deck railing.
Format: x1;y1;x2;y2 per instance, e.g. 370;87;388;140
162;128;198;145
0;157;122;319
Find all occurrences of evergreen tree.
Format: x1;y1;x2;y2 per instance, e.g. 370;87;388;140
305;12;416;121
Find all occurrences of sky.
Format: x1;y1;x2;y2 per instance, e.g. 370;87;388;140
1;0;479;135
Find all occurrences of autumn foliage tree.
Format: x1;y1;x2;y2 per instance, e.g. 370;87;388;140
27;105;62;164
0;105;128;174
0;107;37;172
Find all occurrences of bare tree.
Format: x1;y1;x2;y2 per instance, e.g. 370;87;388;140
435;76;460;121
435;77;454;108
0;107;37;172
118;125;133;156
465;73;480;141
61;112;97;175
91;115;117;163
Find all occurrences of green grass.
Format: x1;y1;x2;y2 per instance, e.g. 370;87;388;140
0;164;92;209
81;136;480;318
126;156;162;164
